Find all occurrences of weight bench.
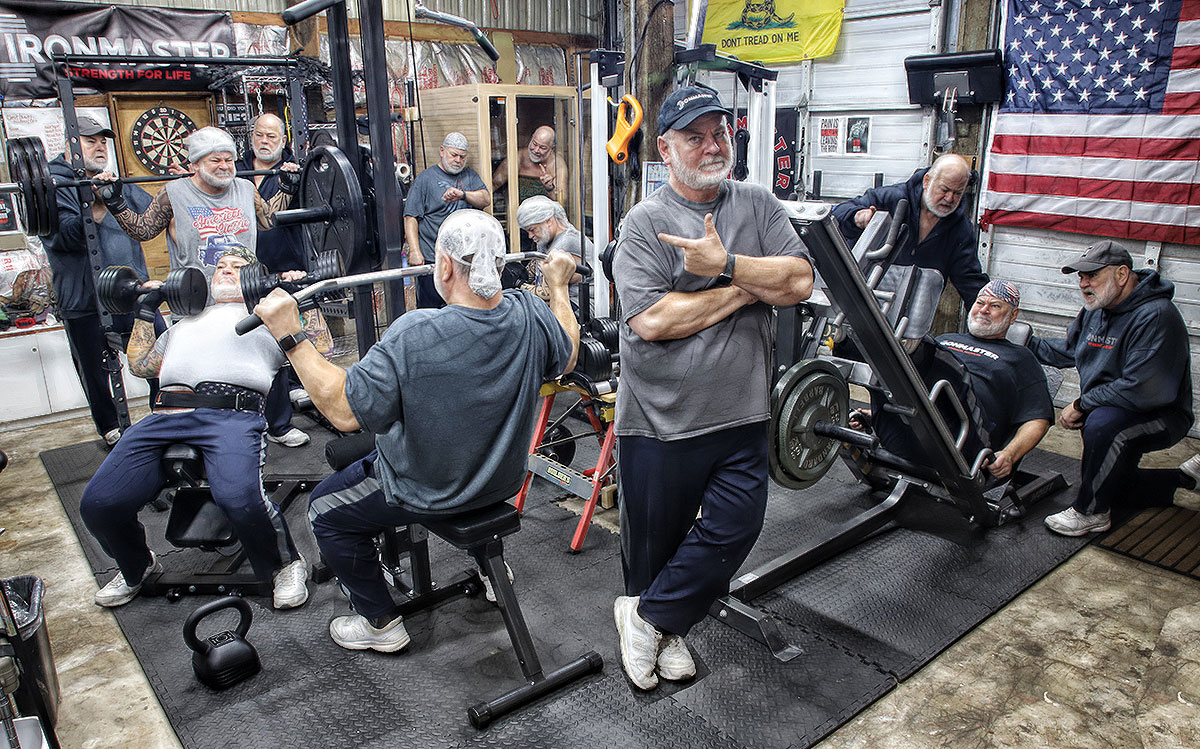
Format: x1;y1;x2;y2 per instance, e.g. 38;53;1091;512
140;444;304;601
319;435;604;728
711;200;1067;660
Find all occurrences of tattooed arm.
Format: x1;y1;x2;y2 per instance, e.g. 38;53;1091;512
127;319;166;378
109;189;174;242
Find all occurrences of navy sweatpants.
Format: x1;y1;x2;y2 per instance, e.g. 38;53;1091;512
308;451;468;619
618;422;769;636
80;408;299;583
62;311;165;436
1075;406;1190;515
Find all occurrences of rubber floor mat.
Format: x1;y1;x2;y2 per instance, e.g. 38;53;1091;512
1096;505;1200;581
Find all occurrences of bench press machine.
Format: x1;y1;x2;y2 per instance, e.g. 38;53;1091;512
710;200;1067;660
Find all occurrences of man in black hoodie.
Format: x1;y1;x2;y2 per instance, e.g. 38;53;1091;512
832;153;989;306
44;113;160;446
1031;240;1194;536
236;112;310;449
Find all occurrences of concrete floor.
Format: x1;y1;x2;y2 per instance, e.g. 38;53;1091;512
2;407;1199;748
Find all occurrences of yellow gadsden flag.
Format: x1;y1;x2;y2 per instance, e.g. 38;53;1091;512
698;0;845;64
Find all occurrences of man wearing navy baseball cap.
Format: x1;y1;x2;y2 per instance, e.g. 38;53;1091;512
1030;239;1194;535
609;84;814;690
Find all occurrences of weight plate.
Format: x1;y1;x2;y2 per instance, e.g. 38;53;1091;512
240;263;270;312
24;138;57;236
12;139;45;237
299;145;366;272
163;266;208;317
587;317;620;353
96;265;140;315
312;250;344;282
769;359;849;490
577;336;613;382
536;424;577;468
7;138;39;236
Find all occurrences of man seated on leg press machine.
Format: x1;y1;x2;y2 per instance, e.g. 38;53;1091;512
253;210;580;653
852;279;1053;481
81;244;310;609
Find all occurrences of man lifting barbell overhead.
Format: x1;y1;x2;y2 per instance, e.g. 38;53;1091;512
253;210;580;653
94;126;300;291
81;243;312;610
610;84;813;691
44;113;163;446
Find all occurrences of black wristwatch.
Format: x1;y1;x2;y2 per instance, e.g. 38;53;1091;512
277;332;307;352
713;253;736;287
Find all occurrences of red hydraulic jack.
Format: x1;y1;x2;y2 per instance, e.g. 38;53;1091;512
515;382;616;552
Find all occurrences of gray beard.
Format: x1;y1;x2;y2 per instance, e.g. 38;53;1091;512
83;155;107;174
255;145;283;164
199;170;234;190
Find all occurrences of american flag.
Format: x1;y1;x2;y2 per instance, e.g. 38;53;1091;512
980;0;1200;244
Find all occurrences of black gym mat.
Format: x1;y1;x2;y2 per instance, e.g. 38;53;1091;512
42;427;1087;749
1096;506;1200;582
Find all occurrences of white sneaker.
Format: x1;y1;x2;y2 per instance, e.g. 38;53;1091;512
657;633;696;681
267;427;310;448
1180;454;1200;488
103;428;122;446
1044;507;1111;536
329;613;411;653
480;562;514;604
94;551;161;607
272;557;309;609
289;388;311;409
614;596;661;690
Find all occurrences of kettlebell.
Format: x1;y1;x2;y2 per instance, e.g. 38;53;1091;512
183;596;261;690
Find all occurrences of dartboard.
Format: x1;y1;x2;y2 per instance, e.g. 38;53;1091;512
130;106;196;175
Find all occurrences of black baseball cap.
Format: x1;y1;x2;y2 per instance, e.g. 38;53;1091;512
77;114;115;139
1061;239;1134;274
657;85;731;135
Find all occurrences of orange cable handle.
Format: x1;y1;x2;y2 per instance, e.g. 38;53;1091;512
606;95;643;165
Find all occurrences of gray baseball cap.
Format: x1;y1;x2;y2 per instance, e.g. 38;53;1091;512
77;114;115;138
1061;239;1133;274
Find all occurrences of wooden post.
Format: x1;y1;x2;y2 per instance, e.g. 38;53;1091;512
630;0;676;202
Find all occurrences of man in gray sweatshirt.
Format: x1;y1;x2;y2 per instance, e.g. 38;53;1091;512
1031;240;1194;535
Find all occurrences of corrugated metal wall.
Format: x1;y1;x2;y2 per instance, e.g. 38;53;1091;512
60;0;603;36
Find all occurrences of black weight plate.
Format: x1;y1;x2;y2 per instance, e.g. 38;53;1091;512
239;263;270;312
536;424;577;468
587;317;620;352
13;138;51;237
96;265;140;315
577;337;613;382
163;267;208;316
7;138;38;236
299;145;366;272
25;138;57;236
768;359;848;490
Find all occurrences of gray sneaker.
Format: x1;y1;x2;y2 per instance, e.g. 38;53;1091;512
329;613;411;653
272;557;309;609
614;596;661;690
267;427;310;448
657;634;696;681
103;428;121;447
480;561;514;604
94;551;161;607
1044;507;1111;536
1180;454;1200;488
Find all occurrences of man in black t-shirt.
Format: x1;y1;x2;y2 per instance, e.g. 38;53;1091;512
863;279;1053;478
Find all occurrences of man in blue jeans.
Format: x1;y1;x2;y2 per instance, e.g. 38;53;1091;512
1032;240;1195;535
254;210;579;653
80;246;309;609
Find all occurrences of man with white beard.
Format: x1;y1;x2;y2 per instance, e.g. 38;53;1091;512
832;153;989;306
856;279;1052;479
80;244;310;611
236;113;306;275
96;126;299;292
515;194;590;313
493;125;568;204
610;84;813;691
404;132;491;308
45;113;160;446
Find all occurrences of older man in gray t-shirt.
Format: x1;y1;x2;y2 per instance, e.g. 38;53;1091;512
610;85;813;692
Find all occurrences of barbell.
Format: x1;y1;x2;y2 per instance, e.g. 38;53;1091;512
96;265;208;318
3;137;369;273
239;251;345;312
234;251;592;335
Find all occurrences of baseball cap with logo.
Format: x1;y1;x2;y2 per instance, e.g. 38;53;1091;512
77;114;115;139
657;84;732;135
1060;239;1134;274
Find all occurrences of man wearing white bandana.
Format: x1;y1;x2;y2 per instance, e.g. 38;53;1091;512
254;210;580;653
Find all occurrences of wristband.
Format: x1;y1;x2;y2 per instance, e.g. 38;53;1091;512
103;196;129;214
277;331;307;352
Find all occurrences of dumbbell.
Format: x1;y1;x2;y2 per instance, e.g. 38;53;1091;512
585;316;619;353
96;265;208;317
239;251;345;313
